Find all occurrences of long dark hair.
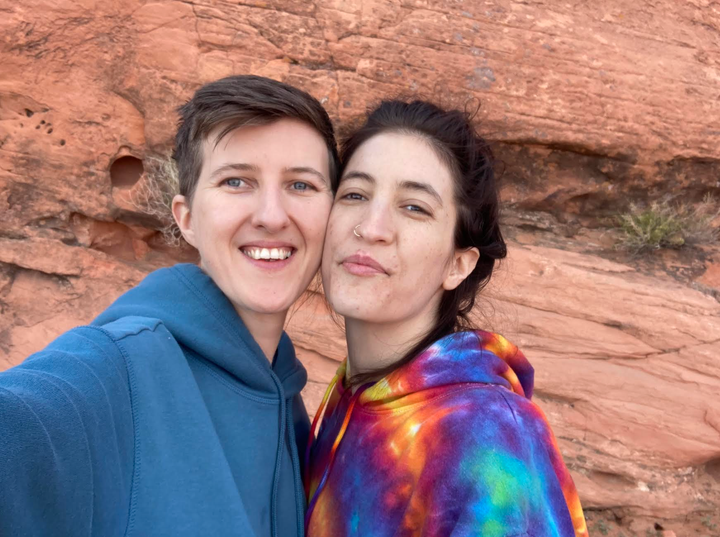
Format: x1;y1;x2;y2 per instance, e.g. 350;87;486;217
342;100;507;385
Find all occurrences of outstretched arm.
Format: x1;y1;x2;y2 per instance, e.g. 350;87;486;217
0;327;134;537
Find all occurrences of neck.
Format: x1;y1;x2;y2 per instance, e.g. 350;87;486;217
344;305;438;381
235;307;287;363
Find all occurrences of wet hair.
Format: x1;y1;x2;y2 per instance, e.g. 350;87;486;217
173;75;340;203
342;100;507;385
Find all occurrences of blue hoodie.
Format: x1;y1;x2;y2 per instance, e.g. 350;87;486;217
0;263;309;537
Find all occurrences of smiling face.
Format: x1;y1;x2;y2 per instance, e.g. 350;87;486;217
322;132;477;330
173;118;333;318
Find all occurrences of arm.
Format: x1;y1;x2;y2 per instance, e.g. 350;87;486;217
502;391;589;537
406;388;587;537
0;327;134;537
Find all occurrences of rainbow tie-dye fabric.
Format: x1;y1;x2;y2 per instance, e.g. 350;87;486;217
305;330;588;537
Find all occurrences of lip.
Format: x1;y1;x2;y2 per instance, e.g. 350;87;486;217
239;241;297;271
341;252;388;276
240;240;296;249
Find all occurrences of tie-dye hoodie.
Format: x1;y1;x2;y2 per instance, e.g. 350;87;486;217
305;330;588;537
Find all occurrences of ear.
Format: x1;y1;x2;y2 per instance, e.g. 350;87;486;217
442;247;480;291
171;194;197;248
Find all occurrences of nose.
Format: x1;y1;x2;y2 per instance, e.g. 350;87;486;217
251;185;290;232
355;202;394;244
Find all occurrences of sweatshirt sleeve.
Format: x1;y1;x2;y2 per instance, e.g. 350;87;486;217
505;393;589;537
0;327;134;537
414;388;588;537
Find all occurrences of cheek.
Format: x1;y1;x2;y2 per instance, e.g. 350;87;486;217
297;197;333;246
322;209;349;249
403;230;453;281
196;213;236;243
192;195;243;234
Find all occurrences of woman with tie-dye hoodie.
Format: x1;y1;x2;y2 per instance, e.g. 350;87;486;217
304;100;588;537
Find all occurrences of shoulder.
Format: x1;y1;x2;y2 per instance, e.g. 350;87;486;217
418;384;552;449
1;315;177;408
93;315;169;342
91;316;182;365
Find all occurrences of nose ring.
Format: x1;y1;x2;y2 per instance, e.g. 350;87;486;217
353;224;362;238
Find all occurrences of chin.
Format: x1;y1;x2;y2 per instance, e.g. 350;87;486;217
327;295;382;323
232;290;295;316
253;298;295;315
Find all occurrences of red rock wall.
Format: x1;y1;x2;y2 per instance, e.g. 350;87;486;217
2;0;720;532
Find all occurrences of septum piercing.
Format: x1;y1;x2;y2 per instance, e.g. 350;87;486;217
353;225;362;238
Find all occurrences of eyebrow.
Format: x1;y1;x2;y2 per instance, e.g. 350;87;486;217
343;171;443;206
399;180;443;207
209;163;260;181
283;166;329;186
342;171;375;184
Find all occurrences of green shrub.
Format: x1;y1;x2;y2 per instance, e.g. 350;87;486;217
616;195;719;253
702;515;718;530
595;519;609;535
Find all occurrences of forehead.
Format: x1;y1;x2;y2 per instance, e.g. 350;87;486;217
201;118;330;172
344;133;454;195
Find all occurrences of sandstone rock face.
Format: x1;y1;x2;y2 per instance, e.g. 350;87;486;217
2;0;720;534
287;244;720;528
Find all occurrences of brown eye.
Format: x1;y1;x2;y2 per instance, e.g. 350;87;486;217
404;204;430;215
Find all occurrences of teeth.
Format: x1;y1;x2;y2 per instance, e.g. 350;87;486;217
242;247;293;260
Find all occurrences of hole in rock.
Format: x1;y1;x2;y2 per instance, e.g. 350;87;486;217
110;156;144;189
706;457;720;482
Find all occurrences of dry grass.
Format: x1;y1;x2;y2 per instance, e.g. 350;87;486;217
616;194;720;253
130;156;184;246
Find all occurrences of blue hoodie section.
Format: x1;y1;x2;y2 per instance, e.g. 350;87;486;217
0;263;310;537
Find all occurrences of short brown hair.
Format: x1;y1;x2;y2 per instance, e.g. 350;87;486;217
173;75;339;202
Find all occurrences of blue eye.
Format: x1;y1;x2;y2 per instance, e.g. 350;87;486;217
224;178;245;188
292;181;313;191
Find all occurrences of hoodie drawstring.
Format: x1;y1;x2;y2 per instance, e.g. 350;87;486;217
269;375;287;537
286;402;306;536
304;380;369;534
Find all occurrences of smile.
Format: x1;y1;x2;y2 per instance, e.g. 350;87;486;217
241;247;294;261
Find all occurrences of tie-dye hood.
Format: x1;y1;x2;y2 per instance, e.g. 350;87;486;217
305;330;587;537
355;330;534;407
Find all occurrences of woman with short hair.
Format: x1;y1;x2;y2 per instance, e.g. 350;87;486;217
0;75;339;537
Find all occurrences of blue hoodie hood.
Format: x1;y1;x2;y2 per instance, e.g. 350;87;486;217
93;263;307;398
92;263;309;537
